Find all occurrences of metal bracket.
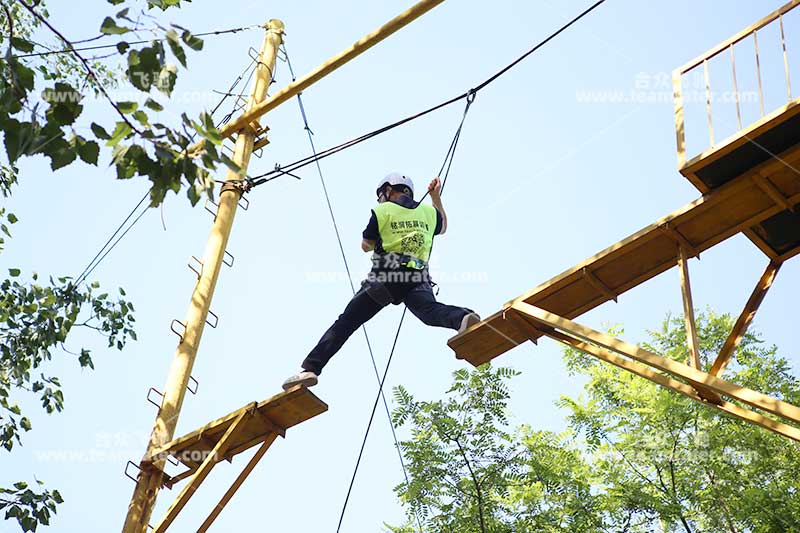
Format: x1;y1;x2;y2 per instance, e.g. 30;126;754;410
206;310;219;329
187;375;199;395
147;387;164;409
170;320;187;342
188;256;203;279
223;250;235;268
125;461;141;483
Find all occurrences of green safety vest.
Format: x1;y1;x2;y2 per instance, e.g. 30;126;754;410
373;201;438;268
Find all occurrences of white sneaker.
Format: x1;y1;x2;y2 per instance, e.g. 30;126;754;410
282;371;319;391
458;312;481;334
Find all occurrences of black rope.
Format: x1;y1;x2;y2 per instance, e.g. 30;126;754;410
334;3;608;527
336;92;474;533
74;189;150;286
281;43;423;532
248;0;607;188
10;24;261;60
73;54;258;286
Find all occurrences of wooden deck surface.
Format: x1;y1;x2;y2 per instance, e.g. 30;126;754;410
449;143;800;367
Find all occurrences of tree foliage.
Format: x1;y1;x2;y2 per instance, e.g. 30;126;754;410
1;0;238;208
390;312;800;533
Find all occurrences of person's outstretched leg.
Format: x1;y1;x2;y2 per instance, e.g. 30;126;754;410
300;283;387;375
403;282;477;331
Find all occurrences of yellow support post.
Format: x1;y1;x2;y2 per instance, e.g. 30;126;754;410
121;20;285;533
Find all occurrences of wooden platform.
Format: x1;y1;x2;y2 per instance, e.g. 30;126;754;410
448;145;800;367
147;385;327;482
680;99;800;258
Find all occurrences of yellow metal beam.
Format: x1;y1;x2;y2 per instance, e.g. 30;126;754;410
188;0;445;155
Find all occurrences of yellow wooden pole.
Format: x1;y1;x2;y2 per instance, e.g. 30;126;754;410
121;20;285;533
187;0;445;154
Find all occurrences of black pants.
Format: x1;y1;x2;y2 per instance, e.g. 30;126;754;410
301;280;471;375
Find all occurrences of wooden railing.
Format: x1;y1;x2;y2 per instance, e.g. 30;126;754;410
673;0;800;168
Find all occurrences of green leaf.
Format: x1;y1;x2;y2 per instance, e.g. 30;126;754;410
181;30;204;51
100;17;131;35
107;122;133;147
78;140;100;165
7;213;18;224
116;41;130;54
9;268;20;277
42;83;83;126
10;37;34;53
144;98;163;112
91;123;111;140
117;101;139;114
156;64;178;96
165;29;186;67
132;110;150;128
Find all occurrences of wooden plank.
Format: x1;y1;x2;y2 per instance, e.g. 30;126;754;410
450;157;800;366
582;267;617;303
753;173;794;211
197;435;278;532
710;260;782;376
681;96;800;175
153;410;249;533
148;387;326;461
661;224;699;258
677;245;701;369
511;302;800;425
743;228;779;259
546;330;800;443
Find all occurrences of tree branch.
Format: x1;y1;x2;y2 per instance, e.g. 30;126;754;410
15;0;142;135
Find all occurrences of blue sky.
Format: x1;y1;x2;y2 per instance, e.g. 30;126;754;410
4;0;799;531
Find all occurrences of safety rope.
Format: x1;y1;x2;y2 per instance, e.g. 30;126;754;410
246;0;606;188
336;93;474;532
333;2;607;528
11;24;262;60
280;43;421;531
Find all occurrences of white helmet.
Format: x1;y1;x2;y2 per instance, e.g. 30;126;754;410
376;172;414;198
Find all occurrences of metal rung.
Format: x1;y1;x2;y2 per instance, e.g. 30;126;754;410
166;455;180;467
223;250;234;268
239;195;249;211
204;199;218;219
147;387;164;409
248;46;259;62
125;461;141;483
170;320;187;342
189;256;203;278
206;310;219;329
188;375;199;395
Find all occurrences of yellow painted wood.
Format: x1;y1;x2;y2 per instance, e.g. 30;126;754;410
677;245;701;370
675;0;800;74
547;330;800;443
449;163;800;366
510;302;800;425
187;0;445;155
122;21;285;533
197;436;278;532
152;411;248;532
710;260;782;376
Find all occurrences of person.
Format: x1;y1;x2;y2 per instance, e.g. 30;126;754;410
282;172;480;390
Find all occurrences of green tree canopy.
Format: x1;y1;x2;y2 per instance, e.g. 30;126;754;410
389;311;800;533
